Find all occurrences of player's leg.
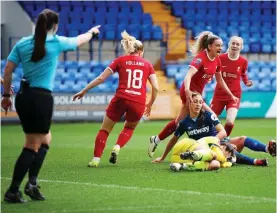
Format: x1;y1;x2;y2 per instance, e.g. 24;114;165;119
228;136;245;152
225;133;269;166
169;139;198;171
148;104;188;158
178;137;217;162
88;97;122;167
170;138;198;163
180;148;216;162
88;115;117;167
235;152;268;166
149;85;189;146
210;97;226;116
170;160;220;172
267;140;276;157
225;99;240;136
230;136;276;157
153;103;188;142
109;100;144;164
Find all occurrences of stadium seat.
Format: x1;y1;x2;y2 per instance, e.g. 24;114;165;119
72;84;83;93
152;25;163;40
59;84;72;93
271;79;276;91
166;65;178;78
258;66;272;80
141;25;152;40
258;79;271;91
261;43;272;53
250;42;261;53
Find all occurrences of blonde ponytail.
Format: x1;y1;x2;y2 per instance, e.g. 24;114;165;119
121;30;144;54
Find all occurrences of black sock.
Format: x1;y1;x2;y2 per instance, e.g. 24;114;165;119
9;148;36;193
28;144;49;185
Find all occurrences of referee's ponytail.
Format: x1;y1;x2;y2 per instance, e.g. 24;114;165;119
31;9;58;62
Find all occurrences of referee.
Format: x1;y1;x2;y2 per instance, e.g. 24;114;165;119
2;9;100;203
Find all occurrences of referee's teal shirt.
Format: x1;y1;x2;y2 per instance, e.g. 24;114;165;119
7;34;77;91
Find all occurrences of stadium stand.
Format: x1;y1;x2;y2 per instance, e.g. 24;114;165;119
163;1;276;54
18;1;163;41
167;61;276;92
1;1;275;94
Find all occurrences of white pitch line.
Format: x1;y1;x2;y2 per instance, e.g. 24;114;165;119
50;200;265;213
1;177;275;203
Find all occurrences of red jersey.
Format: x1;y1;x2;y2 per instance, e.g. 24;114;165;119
181;50;221;94
214;53;248;100
108;55;155;104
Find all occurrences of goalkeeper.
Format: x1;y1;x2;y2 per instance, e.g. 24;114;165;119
169;136;235;172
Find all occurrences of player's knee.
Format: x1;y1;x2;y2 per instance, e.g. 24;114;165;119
226;120;234;126
100;128;112;134
44;132;51;145
124;122;138;130
239;135;247;141
208;160;220;171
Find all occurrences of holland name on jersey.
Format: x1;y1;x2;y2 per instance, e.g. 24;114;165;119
126;61;144;66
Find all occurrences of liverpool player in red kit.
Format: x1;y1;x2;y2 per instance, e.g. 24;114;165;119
148;31;239;158
211;36;253;136
73;31;158;167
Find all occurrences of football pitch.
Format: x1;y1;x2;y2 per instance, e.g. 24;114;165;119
1;119;276;213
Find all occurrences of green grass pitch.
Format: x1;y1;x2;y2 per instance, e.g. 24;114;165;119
1;119;276;213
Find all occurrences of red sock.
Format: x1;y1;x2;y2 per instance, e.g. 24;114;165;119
116;127;134;148
158;120;177;140
94;130;109;158
224;123;234;136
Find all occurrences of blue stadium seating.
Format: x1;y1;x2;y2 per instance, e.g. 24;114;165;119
164;60;276;92
0;57;275;93
164;1;276;53
19;1;162;41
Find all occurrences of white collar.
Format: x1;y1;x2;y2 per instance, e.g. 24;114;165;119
227;52;240;61
205;49;215;61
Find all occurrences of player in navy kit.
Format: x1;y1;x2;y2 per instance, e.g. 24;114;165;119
152;92;275;166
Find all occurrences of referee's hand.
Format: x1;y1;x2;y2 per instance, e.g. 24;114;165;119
87;25;101;35
1;97;12;115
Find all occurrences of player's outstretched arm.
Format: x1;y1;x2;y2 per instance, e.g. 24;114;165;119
152;135;178;163
145;74;158;117
77;25;101;47
73;68;112;101
215;123;227;141
184;67;197;103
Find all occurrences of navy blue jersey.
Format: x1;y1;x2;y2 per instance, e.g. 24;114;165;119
174;111;220;140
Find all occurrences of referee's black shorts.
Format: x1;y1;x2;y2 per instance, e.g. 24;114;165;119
15;87;54;134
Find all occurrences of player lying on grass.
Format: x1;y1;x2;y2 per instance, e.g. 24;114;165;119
151;92;275;166
169;136;236;172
